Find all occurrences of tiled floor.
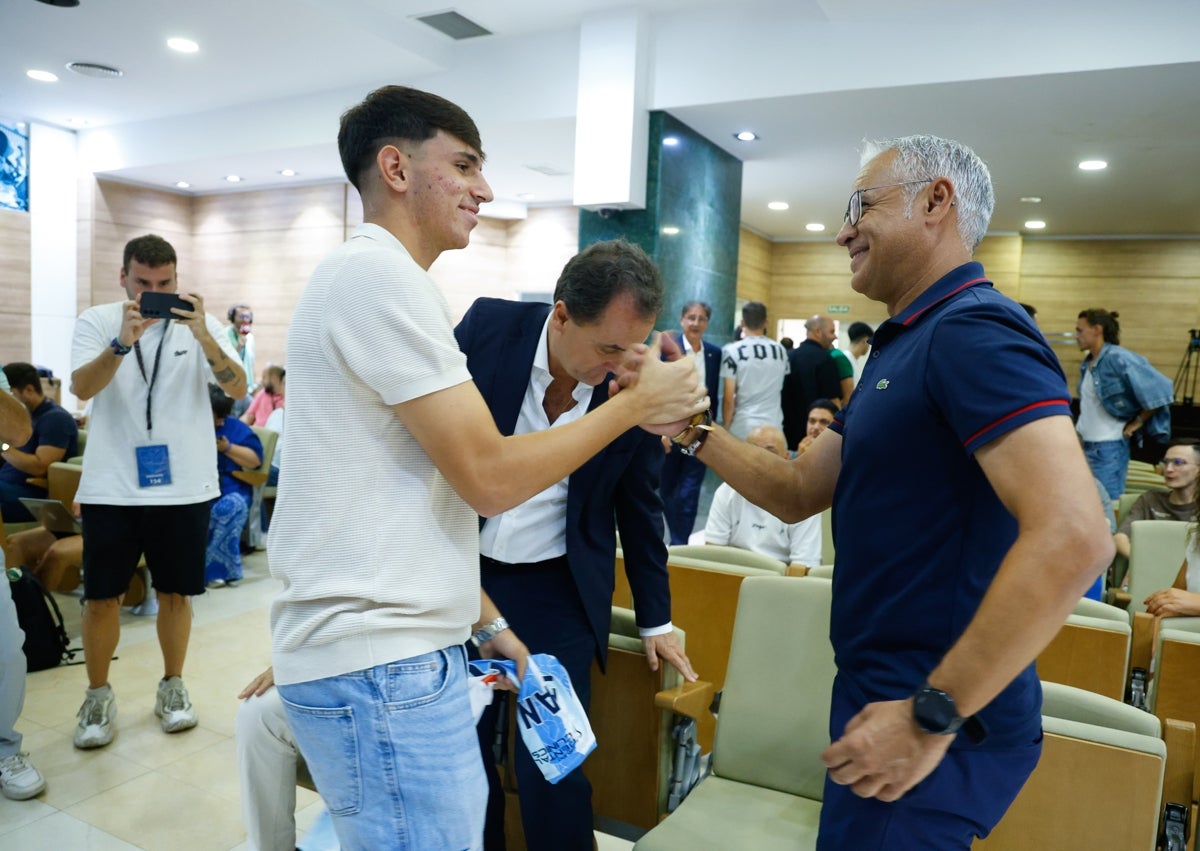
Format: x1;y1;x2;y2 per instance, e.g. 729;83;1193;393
1;551;636;850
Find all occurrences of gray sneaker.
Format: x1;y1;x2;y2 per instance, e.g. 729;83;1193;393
0;751;46;800
155;676;198;733
74;685;117;749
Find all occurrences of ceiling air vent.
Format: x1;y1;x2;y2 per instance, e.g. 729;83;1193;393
414;11;492;40
66;62;123;79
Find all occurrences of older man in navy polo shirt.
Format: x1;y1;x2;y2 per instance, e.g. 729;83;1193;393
675;135;1113;848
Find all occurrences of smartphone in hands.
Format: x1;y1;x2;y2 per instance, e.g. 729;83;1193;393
139;292;193;319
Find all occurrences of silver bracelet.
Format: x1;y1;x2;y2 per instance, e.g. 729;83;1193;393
470;616;509;648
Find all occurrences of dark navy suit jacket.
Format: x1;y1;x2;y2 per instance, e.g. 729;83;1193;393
454;299;671;662
665;330;722;423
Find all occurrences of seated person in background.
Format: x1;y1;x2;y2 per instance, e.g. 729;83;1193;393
1143;514;1200;617
795;398;837;456
6;512;82;592
260;405;285;534
240;365;285;427
206;385;262;588
705;424;821;569
0;362;79;522
1114;438;1199;560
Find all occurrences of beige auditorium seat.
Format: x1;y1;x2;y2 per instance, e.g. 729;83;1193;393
977;682;1176;851
233;426;278;549
805;564;834;579
667;543;787;574
1037;610;1131;700
587;608;714;836
1126;520;1191;615
635;576;835;851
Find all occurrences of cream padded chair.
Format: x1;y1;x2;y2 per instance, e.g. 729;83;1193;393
805;564;834;579
1126;520;1191;614
978;682;1167;851
233;426;278;549
1037;612;1131;700
635;576;835;850
1072;596;1131;624
667;543;787;574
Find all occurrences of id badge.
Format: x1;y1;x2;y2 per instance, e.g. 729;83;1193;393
135;443;172;488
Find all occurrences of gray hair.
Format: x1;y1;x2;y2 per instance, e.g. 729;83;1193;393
860;135;994;253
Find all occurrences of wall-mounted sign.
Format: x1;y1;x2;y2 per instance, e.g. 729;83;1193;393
828;305;850;314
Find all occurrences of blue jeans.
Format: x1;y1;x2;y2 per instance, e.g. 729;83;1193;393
1082;438;1129;504
659;445;706;545
278;646;486;851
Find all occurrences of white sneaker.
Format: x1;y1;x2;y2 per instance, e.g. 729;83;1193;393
0;752;46;800
155;676;198;733
130;596;158;616
74;685;117;749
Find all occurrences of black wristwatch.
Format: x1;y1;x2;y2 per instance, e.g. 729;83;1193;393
912;683;987;743
110;337;133;356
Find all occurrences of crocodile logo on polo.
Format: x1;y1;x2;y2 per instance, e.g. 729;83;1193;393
875;379;890;390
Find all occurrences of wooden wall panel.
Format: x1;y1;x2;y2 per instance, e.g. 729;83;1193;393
736;228;772;306
0;208;32;362
1020;239;1200;384
974;235;1023;299
429;217;514;322
768;240;888;333
504;206;579;302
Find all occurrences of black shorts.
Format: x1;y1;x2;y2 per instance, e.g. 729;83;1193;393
81;502;212;599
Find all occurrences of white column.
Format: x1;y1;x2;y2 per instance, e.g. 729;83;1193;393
28;123;79;411
572;11;650;211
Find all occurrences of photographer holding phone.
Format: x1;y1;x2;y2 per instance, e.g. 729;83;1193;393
68;234;247;751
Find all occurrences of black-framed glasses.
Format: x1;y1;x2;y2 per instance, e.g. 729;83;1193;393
843;178;934;226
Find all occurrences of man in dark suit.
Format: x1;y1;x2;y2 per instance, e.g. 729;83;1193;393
455;239;697;851
660;301;722;543
782;314;843;451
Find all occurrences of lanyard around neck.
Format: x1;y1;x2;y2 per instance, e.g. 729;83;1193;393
133;321;170;436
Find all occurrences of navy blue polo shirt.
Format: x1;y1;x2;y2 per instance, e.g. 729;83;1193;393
828;261;1071;748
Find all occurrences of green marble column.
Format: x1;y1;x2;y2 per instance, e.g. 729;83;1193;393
579;111;742;345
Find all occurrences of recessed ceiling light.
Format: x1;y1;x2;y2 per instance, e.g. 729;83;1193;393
26;69;58;82
734;131;758;142
65;117;91;127
1019;196;1042;204
167;37;199;54
225;175;242;183
1024;220;1046;230
767;201;789;211
662;137;679;147
175;181;191;189
805;223;826;232
1078;160;1107;171
661;226;680;235
278;169;297;177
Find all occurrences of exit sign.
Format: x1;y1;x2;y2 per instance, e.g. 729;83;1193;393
828;305;851;314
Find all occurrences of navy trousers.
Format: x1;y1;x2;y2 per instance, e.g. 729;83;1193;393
659;445;706;545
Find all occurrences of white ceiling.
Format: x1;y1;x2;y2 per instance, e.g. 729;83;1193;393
2;0;1198;240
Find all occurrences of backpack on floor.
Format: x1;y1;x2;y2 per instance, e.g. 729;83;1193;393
7;567;76;671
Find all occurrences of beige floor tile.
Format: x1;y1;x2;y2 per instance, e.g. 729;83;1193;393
0;810;139;849
0;795;58;836
66;771;247;851
14;724;151;810
156;737;241;805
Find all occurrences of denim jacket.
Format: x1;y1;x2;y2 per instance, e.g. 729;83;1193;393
1078;343;1174;443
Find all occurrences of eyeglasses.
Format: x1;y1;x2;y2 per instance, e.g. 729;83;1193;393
843;178;934;227
1162;457;1197;467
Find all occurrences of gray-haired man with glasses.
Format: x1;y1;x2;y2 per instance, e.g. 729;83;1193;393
677;134;1112;848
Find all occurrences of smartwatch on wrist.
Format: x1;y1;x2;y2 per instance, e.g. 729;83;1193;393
912;683;988;743
110;337;133;356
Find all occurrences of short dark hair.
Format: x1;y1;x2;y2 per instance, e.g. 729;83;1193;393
808;398;838;418
123;234;176;272
742;301;767;331
228;304;252;324
680;300;712;320
553;240;662;325
338;85;484;192
1019;302;1037;319
779;337;794;350
2;362;41;394
846;321;874;343
1168;438;1200;461
1079;308;1120;345
209;384;235;419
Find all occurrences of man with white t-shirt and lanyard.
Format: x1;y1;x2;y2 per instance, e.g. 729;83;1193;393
69;234;246;750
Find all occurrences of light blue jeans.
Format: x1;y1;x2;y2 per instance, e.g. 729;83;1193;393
278;646;486;851
1082;438;1129;505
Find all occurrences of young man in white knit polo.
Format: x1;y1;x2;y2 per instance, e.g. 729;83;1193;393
267;85;707;850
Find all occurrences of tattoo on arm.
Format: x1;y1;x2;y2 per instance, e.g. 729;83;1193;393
213;366;237;384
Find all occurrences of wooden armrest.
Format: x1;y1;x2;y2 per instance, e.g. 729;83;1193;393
26;477;48;490
232;470;268;487
785;564;809;577
1130;611;1156;678
1161;718;1195;838
655;680;716;754
1108;589;1132;610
